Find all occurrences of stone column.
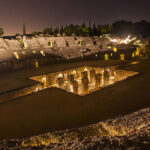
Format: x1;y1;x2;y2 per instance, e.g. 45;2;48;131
110;70;116;79
90;69;96;82
47;74;57;86
67;74;74;84
41;76;49;88
57;77;64;87
82;77;89;95
81;71;88;79
103;70;110;86
73;80;78;95
104;70;110;80
95;73;102;88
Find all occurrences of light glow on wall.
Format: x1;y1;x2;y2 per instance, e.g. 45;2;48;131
14;52;20;59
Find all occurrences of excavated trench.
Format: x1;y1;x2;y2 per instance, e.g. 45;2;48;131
0;64;139;104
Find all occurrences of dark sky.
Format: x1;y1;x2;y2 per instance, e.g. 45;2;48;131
0;0;150;35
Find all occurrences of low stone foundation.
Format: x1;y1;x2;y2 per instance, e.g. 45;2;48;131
0;83;41;104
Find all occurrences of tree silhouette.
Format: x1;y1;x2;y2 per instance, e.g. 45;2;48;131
0;28;4;36
43;27;53;35
23;24;26;35
31;31;39;36
53;27;59;36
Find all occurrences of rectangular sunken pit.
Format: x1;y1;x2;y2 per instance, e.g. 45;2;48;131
30;66;139;96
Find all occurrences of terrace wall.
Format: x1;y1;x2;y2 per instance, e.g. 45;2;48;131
0;37;137;73
0;83;41;104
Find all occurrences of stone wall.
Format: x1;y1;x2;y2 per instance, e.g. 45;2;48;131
0;36;137;73
0;83;41;104
0;36;109;62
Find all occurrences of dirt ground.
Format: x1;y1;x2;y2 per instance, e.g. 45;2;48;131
0;59;150;141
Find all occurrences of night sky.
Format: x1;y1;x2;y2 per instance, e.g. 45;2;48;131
0;0;150;35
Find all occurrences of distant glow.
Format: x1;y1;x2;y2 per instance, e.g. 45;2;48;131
123;35;130;44
42;77;47;88
49;41;54;48
130;37;136;42
84;68;88;71
132;52;135;58
40;50;45;56
23;41;28;49
70;85;74;93
21;51;26;54
136;47;140;56
113;47;117;52
110;39;118;43
58;73;63;78
35;87;39;92
42;77;46;81
77;40;82;46
110;76;115;80
73;70;76;74
101;79;104;85
130;62;139;65
35;61;39;68
120;54;125;60
105;54;109;60
107;46;112;49
134;40;142;45
109;35;137;45
14;52;20;59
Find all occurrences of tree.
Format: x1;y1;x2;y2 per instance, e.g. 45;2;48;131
43;27;53;35
92;23;97;35
106;25;113;33
15;33;21;37
81;22;86;28
60;26;64;35
31;31;39;36
80;23;89;36
112;20;150;37
88;22;93;36
53;27;59;36
23;24;26;35
63;25;73;36
0;28;4;36
134;20;150;37
112;20;133;37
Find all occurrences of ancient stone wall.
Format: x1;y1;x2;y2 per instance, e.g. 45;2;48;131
0;36;137;73
0;36;108;57
0;36;106;70
0;83;41;104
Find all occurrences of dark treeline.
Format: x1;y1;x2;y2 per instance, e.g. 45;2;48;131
31;23;113;37
34;20;150;38
113;20;150;38
3;20;150;38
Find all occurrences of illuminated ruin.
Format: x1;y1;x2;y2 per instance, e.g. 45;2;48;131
30;66;139;96
0;35;143;73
